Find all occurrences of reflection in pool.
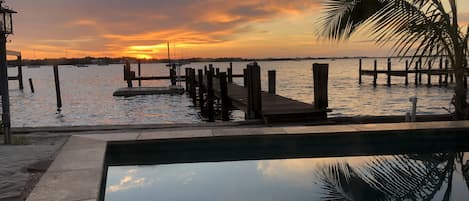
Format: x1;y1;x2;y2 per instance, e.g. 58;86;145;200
104;153;469;201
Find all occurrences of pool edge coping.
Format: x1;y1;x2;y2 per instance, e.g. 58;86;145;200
25;120;469;201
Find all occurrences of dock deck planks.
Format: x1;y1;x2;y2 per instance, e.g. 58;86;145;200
198;76;330;123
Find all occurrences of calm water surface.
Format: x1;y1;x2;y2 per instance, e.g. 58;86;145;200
7;59;454;127
105;152;469;201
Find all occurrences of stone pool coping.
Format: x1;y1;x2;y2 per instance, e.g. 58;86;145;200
26;120;469;201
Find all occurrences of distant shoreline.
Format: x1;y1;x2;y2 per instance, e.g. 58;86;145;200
8;55;452;66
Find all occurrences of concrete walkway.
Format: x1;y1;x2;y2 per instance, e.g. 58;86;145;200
0;135;68;201
0;123;264;201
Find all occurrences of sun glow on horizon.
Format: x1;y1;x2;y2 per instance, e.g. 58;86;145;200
6;0;469;59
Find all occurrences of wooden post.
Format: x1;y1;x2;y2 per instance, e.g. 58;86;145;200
17;56;23;90
313;63;329;109
268;70;276;94
427;60;432;86
418;58;423;84
190;69;197;105
53;65;62;111
243;68;248;87
185;68;189;92
170;64;177;86
28;78;34;93
220;72;229;121
124;62;132;88
439;58;443;86
186;68;191;95
387;58;391;87
373;60;377;87
247;62;262;119
415;60;419;86
198;69;204;111
137;60;142;87
405;60;409;86
216;68;220;77
228;63;233;83
445;59;449;86
358;58;362;85
207;68;215;122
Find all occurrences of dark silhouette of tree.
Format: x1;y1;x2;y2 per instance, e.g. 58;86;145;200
317;153;469;201
317;0;469;119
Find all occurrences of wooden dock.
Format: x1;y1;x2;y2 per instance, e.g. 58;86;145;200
115;60;331;124
186;63;331;124
358;58;468;88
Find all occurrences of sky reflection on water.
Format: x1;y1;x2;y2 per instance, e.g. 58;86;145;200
9;59;454;127
105;153;469;201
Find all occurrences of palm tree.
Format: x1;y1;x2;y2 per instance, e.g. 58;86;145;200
317;0;469;119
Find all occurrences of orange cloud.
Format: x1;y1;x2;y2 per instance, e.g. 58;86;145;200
8;0;375;59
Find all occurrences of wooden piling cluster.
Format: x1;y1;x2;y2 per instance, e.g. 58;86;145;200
184;64;238;122
184;63;330;123
358;58;467;87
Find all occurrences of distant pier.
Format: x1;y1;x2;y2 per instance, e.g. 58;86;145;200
358;58;468;88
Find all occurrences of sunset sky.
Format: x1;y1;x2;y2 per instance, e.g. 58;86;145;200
5;0;469;59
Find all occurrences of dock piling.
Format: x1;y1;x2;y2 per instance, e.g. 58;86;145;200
124;62;133;88
405;60;409;86
359;59;362;85
190;69;197;105
247;62;262;119
17;56;23;90
313;63;329;110
268;70;276;94
185;68;189;92
418;58;423;84
228;63;233;83
439;58;443;86
445;59;449;86
186;68;192;95
219;72;229;121
414;60;419;86
137;60;142;87
207;68;215;122
243;68;248;87
170;64;177;86
427;60;432;86
53;65;62;111
198;69;204;111
387;58;391;87
373;60;377;87
28;78;34;93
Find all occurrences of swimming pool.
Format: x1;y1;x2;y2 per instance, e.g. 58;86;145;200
24;121;469;201
102;123;469;201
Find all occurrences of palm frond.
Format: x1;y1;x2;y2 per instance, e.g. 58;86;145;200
317;0;388;40
317;154;456;201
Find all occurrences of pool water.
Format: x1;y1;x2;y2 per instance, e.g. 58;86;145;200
104;152;469;201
